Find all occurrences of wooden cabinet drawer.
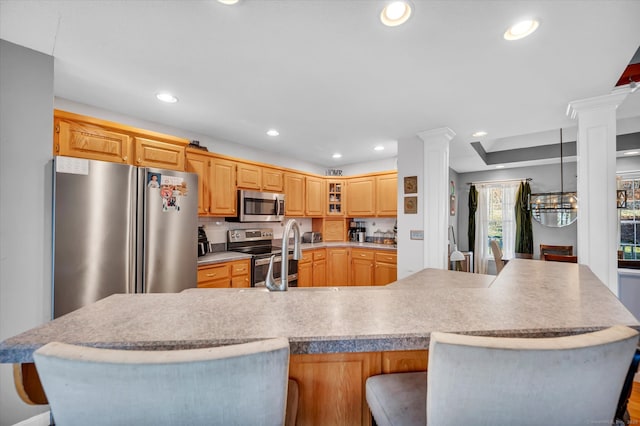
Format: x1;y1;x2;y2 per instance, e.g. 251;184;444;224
197;264;230;283
231;276;250;288
313;250;326;261
351;249;374;260
230;259;250;276
300;251;314;264
375;252;397;264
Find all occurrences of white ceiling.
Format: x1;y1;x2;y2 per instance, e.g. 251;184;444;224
2;0;640;172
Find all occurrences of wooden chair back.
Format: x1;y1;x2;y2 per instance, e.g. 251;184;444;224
543;254;578;263
540;244;573;259
490;240;505;274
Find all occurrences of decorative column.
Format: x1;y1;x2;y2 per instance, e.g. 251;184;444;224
567;92;628;295
418;127;456;269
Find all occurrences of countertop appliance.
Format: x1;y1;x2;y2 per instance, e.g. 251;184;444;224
52;156;198;318
198;226;210;257
227;228;297;287
228;190;285;222
349;220;367;243
302;232;322;243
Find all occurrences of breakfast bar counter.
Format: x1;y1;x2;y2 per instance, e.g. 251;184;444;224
1;259;637;363
3;259;638;425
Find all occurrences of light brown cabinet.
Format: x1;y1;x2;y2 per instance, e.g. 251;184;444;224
326;180;345;216
289;352;381;426
186;151;237;217
133;137;185;170
374;252;398;285
55;118;131;164
305;176;325;217
351;248;375;286
347;176;376;217
236;162;284;193
197;259;250;288
284;173;305;216
186;152;209;215
312;218;346;242
262;167;284;192
298;249;326;287
376;173;398;217
327;247;349;285
53;110;187;171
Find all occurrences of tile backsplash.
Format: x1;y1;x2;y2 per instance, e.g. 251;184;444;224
198;217;313;245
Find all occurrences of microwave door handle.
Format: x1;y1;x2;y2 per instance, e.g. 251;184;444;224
276;198;280;216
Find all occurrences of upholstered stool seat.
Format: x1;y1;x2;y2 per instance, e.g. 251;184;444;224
366;371;426;426
366;326;639;426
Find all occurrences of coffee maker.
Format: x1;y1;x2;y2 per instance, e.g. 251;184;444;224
198;226;210;257
349;220;366;243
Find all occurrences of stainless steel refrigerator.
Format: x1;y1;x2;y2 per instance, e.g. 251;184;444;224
52;156;197;318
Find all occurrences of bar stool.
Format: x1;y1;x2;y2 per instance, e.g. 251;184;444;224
366;326;638;425
34;338;292;426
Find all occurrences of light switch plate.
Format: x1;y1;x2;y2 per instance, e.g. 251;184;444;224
410;230;424;240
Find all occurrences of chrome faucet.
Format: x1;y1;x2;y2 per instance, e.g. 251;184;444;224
265;219;302;291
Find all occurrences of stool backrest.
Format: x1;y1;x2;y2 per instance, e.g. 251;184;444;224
34;338;290;426
427;326;639;425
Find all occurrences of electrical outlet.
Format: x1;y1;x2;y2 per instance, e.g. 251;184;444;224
410;230;424;240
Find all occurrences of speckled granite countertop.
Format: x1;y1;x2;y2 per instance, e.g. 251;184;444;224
197;242;395;266
1;260;637;363
197;251;252;266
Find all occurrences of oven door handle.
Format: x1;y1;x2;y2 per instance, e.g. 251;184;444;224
255;256;282;266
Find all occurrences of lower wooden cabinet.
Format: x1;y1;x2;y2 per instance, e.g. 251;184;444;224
289;352;382;426
351;249;375;286
288;349;428;426
374;252;398;286
298;249;325;287
327;247;349;285
197;259;250;288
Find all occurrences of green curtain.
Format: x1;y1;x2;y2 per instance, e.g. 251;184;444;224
515;181;533;254
468;185;478;252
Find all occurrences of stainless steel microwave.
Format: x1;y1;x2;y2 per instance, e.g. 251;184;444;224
228;190;285;222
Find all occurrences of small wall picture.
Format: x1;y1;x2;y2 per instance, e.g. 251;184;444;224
404;196;417;214
404;176;417;194
617;190;627;208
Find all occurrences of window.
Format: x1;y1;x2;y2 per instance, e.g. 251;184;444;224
619;175;640;259
475;182;519;274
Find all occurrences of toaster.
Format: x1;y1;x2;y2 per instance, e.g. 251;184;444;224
302;232;322;243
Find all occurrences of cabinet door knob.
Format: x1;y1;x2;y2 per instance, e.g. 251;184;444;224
137;158;141;163
122;156;128;161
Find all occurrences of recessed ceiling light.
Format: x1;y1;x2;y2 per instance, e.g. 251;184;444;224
472;131;488;138
332;153;342;159
624;151;639;156
380;1;412;27
495;165;505;169
156;92;178;103
266;129;279;137
504;19;540;41
217;0;239;4
374;145;385;151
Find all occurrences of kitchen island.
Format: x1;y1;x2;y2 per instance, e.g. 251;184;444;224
2;259;638;425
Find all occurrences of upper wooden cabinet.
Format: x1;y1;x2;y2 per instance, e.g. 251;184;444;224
133;137;185;170
347;176;376;217
209;157;237;216
261;167;284;193
186;150;236;217
53;110;188;171
54;118;131;164
237;162;285;193
326;180;345;216
236;162;261;190
305;176;325;217
186;151;210;215
376;173;398;216
284;173;305;216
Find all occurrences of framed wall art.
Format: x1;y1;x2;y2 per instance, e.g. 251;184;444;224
404;196;417;214
404;176;417;194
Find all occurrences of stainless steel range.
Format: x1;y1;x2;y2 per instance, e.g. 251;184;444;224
227;229;298;287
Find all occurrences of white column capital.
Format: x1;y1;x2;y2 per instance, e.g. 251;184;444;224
417;127;456;145
566;92;628;120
